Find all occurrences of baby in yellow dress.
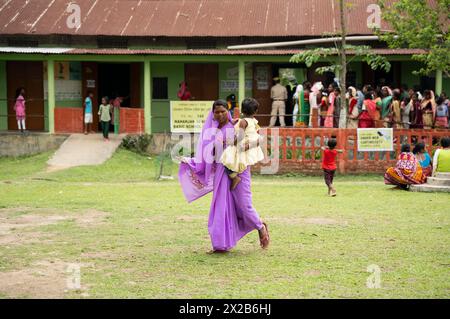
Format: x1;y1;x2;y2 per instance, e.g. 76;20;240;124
221;98;265;190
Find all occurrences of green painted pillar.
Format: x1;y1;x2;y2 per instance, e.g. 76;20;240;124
435;69;443;96
238;60;245;106
144;59;151;134
47;59;55;134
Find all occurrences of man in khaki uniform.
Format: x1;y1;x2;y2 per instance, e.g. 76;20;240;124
269;77;288;127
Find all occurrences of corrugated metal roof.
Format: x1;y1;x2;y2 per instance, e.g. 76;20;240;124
0;0;391;37
0;47;426;56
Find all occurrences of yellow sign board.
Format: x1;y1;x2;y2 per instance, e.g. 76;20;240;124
170;101;213;133
357;128;394;151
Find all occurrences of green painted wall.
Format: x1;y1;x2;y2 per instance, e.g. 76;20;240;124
150;62;184;133
443;78;450;95
0;61;7;130
401;61;422;89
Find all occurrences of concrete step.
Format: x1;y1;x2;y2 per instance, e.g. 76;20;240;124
436;172;450;179
427;177;450;187
410;184;450;193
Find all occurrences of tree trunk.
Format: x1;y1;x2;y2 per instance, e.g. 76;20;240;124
339;0;348;128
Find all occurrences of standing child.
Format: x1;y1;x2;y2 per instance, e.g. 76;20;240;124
98;96;112;141
220;98;265;190
321;138;343;196
14;87;26;133
84;91;94;134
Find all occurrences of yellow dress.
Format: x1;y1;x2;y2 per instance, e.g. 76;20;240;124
220;118;265;173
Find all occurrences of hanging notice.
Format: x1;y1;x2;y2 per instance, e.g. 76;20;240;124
220;80;252;92
44;80;82;101
255;66;269;90
357;128;394;151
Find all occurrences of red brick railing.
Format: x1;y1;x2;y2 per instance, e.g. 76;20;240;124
254;128;450;174
55;107;83;133
54;107;144;134
119;107;144;134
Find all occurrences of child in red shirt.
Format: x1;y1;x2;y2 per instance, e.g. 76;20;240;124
321;138;343;196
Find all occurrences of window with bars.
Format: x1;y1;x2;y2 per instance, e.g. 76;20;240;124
152;77;168;100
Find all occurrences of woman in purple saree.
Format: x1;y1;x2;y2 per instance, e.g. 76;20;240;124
178;100;270;253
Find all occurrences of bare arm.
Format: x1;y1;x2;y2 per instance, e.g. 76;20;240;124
235;119;248;145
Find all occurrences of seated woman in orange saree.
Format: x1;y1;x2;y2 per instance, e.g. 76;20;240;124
384;144;427;188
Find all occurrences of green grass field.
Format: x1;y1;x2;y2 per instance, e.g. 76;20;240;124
0;149;448;298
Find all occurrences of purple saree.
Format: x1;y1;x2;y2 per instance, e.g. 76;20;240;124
179;111;263;251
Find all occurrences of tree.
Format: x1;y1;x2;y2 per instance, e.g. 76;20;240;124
378;0;450;77
290;0;391;92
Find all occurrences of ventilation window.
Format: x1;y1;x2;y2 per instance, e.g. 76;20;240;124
186;38;216;49
52;35;72;46
7;37;38;47
97;37;128;49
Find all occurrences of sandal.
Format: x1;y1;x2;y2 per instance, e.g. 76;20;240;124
259;222;270;249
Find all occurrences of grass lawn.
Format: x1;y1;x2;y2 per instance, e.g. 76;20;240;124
0;148;448;298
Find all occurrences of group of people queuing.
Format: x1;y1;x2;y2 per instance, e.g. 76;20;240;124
270;79;450;130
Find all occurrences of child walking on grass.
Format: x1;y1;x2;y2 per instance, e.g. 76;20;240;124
321;138;343;196
220;98;265;190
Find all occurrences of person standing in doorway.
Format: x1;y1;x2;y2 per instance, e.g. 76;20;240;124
269;77;287;127
98;96;112;141
14;87;26;134
177;81;192;101
84;91;94;135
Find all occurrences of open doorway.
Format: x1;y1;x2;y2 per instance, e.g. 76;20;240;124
363;61;401;88
98;63;131;131
7;61;45;131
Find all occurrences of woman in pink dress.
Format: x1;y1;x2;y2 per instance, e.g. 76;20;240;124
14;87;26;133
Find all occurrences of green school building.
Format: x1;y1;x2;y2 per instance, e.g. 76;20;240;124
0;0;448;134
